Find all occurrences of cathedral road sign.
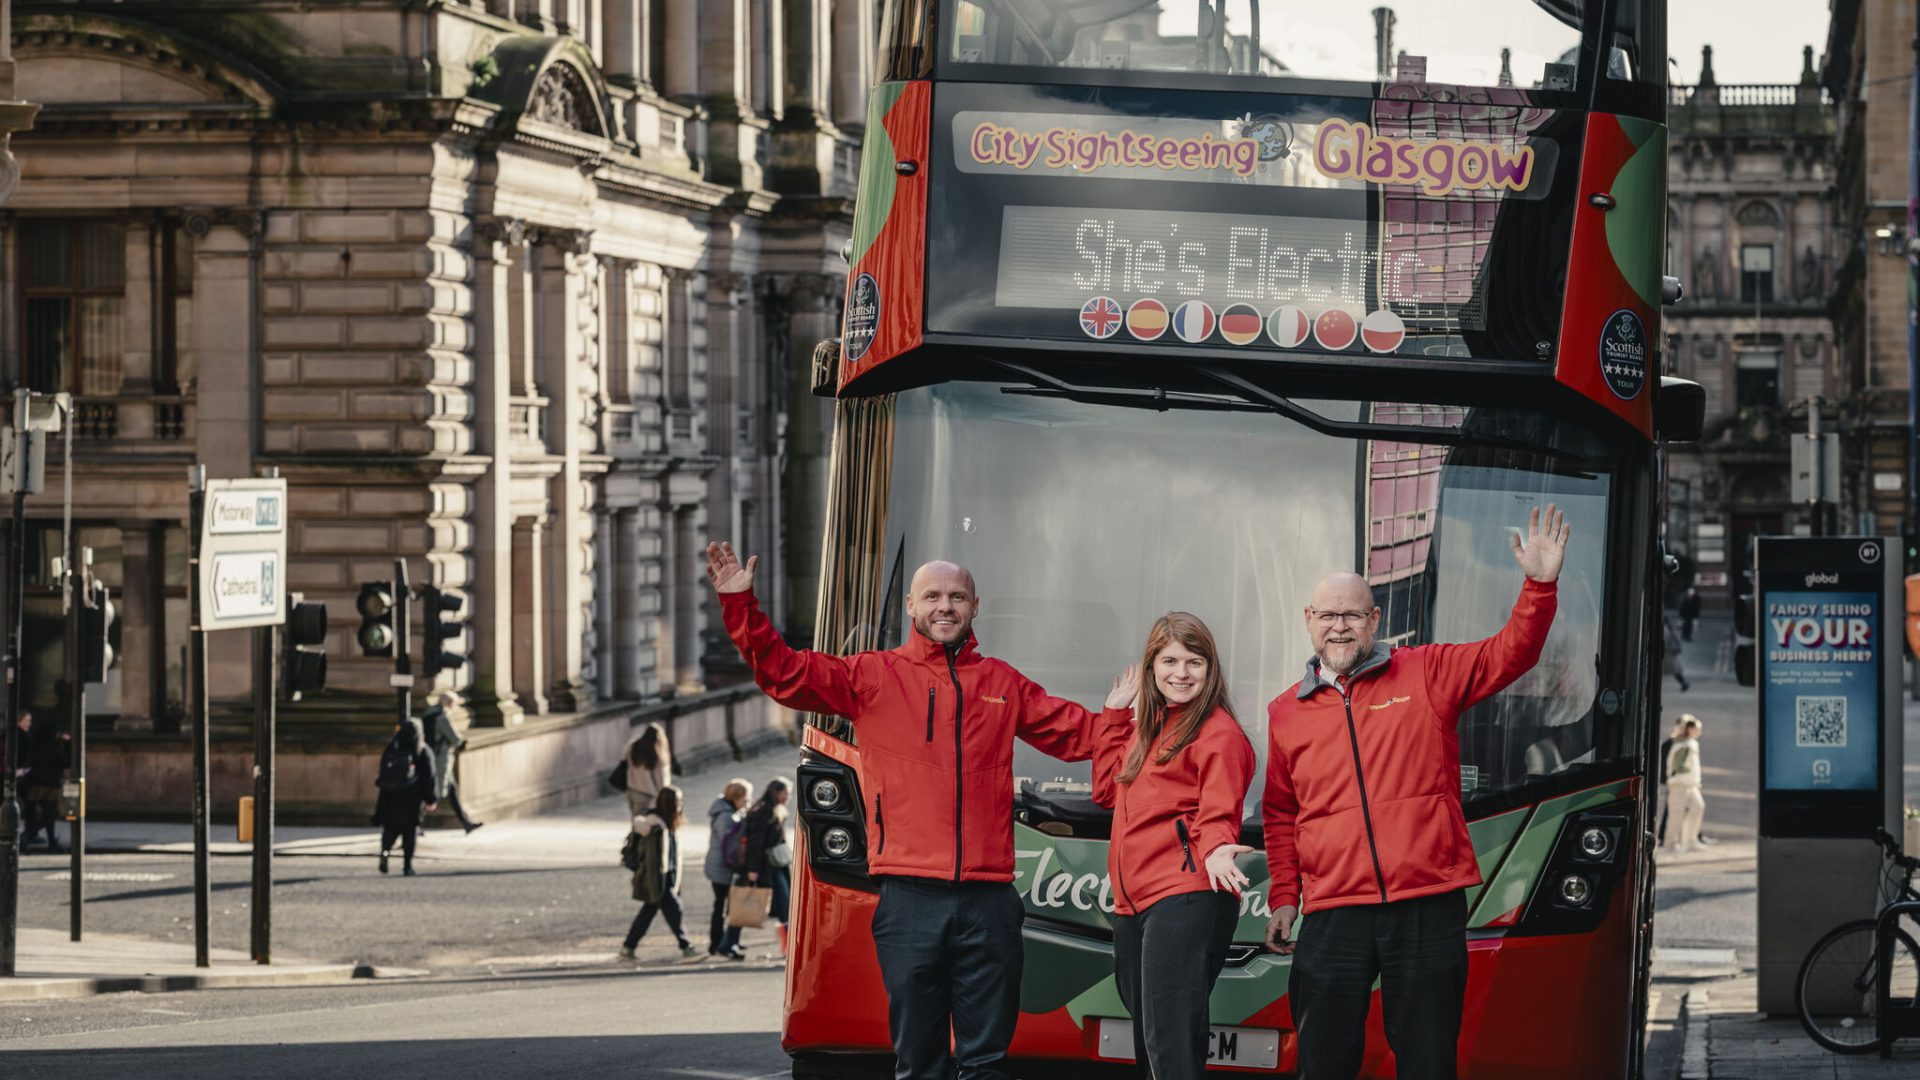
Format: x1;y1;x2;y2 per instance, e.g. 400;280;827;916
197;478;287;632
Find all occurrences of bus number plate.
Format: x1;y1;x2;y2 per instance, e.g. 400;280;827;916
1096;1018;1281;1070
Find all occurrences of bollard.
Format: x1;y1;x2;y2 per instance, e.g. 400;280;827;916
237;796;254;843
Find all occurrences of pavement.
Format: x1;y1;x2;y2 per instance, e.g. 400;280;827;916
2;736;801;1002
1649;617;1920;1077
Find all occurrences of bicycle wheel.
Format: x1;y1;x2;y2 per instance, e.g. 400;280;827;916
1796;918;1920;1054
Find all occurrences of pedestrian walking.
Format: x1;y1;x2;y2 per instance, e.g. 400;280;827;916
611;722;671;818
704;777;753;960
371;718;436;876
422;692;482;833
1655;726;1674;845
1678;587;1701;641
1663;611;1690;692
21;720;70;854
1663;715;1708;853
740;778;794;955
1263;504;1568;1080
1093;614;1256;1080
8;710;28;852
706;541;1109;1080
620;784;700;961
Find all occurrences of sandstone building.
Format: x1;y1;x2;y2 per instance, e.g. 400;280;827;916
1;1;869;817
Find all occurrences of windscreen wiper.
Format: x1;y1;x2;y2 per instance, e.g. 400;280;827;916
989;359;1572;458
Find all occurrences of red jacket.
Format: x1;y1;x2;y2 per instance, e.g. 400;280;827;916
1093;704;1256;917
1262;578;1557;913
720;589;1100;883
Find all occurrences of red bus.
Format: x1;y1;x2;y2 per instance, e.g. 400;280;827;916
784;1;1698;1076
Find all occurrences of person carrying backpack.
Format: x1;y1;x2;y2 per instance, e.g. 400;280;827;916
703;778;754;960
371;718;436;876
621;784;699;961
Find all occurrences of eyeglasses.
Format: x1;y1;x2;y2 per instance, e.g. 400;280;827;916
1310;609;1374;627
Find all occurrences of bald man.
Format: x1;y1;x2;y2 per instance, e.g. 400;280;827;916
705;542;1103;1080
1261;507;1569;1080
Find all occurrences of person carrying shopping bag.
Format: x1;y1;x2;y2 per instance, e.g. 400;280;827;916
1094;613;1256;1080
704;778;753;959
620;785;700;961
740;778;794;954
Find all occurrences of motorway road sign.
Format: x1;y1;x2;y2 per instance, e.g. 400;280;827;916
197;478;287;631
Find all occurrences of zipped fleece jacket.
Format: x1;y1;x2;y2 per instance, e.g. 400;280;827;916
720;588;1101;883
1093;704;1256;917
1262;577;1557;914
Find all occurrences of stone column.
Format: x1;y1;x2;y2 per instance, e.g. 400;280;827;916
699;0;765;189
614;508;642;698
537;233;593;712
594;505;615;700
469;218;525;726
655;491;679;689
663;0;701;99
511;516;549;714
830;0;873;131
603;0;647;88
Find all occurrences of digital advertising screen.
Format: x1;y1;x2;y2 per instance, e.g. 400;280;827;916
1753;537;1893;838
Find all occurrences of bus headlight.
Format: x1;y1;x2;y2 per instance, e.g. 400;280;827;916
1558;873;1593;907
821;827;853;858
809;779;842;810
1579;827;1611;859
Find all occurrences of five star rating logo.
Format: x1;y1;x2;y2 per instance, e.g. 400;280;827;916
1079;295;1122;339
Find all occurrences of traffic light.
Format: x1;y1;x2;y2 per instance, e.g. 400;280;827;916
356;581;394;657
420;585;467;679
78;578;118;683
284;594;328;700
1733;585;1756;688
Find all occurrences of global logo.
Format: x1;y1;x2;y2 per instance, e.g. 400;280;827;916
844;273;880;362
1598;309;1647;400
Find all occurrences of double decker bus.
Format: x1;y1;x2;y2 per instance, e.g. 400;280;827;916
786;1;1700;1076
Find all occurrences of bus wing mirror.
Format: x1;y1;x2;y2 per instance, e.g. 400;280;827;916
1655;377;1705;443
1662;275;1684;305
812;338;841;398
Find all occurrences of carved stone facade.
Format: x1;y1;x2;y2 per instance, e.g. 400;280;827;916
1662;45;1837;607
0;1;865;818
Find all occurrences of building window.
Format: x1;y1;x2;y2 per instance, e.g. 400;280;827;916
1740;244;1774;303
1735;348;1780;408
21;219;126;396
163;226;195;392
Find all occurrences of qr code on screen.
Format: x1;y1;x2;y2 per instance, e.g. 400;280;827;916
1795;696;1848;748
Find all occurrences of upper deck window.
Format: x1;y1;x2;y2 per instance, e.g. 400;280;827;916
941;0;1587;92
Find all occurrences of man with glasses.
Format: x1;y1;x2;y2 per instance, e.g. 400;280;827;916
1261;505;1570;1080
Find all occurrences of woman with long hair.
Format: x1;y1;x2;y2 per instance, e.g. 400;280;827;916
620;784;700;960
1094;612;1257;1080
1663;715;1707;852
741;777;794;953
617;722;672;818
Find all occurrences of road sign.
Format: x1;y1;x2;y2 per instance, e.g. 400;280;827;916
197;478;287;631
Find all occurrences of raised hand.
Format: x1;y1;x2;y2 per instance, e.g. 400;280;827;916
1205;843;1253;895
1510;503;1572;583
1104;664;1141;710
1264;905;1298;955
704;541;758;595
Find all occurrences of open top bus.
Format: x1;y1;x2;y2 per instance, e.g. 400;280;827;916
784;2;1699;1076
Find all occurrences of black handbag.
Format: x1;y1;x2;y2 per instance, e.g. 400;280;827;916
608;760;628;792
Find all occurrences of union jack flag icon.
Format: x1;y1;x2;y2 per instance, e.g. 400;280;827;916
1080;296;1122;339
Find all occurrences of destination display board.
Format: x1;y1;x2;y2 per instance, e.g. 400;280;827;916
923;81;1578;365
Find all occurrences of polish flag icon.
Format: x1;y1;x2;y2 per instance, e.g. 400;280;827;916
1361;308;1407;353
1219;304;1264;346
1268;305;1312;348
1171;300;1217;344
1314;308;1358;351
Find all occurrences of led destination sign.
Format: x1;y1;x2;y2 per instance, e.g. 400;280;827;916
996;205;1410;313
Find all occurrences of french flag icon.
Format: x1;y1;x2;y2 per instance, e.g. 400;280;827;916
1171;300;1216;344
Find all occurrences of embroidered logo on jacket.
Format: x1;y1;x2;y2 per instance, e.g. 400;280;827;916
981;695;1008;705
1368;696;1412;711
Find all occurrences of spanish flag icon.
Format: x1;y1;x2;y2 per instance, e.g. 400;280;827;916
1126;298;1169;341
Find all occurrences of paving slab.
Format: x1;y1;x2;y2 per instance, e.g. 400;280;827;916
0;927;362;1002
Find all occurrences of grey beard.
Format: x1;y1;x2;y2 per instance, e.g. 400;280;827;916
1319;648;1364;675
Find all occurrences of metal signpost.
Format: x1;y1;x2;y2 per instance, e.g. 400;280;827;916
188;470;287;968
1753;536;1906;1012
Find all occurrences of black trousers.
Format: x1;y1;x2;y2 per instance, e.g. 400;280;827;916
1288;889;1468;1080
871;876;1026;1080
709;881;743;953
627;888;689;949
1112;890;1238;1080
445;782;477;829
379;824;417;866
